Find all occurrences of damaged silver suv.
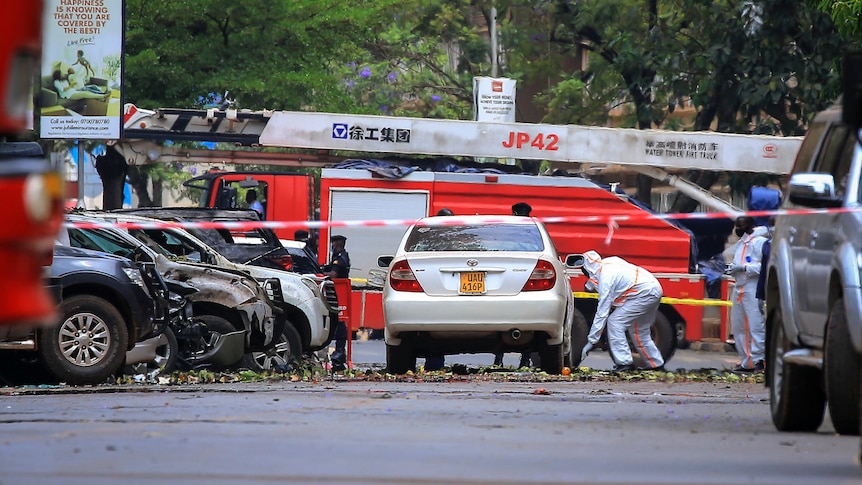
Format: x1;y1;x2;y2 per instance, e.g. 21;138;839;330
765;69;862;436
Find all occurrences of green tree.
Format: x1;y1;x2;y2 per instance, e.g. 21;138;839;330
664;0;849;211
541;0;850;210
124;0;401;111
117;0;403;207
817;0;862;40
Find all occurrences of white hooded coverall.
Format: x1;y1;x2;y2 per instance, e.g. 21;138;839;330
729;229;767;369
582;250;665;368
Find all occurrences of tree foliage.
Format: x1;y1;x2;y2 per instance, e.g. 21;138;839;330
817;0;862;40
124;0;401;111
118;0;860;210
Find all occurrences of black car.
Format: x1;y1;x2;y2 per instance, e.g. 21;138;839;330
0;245;157;385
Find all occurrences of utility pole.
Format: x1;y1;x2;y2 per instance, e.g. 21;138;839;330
490;6;498;77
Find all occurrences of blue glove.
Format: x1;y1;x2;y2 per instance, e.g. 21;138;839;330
581;342;594;362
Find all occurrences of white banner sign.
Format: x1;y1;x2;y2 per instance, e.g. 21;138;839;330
41;0;124;139
473;77;516;122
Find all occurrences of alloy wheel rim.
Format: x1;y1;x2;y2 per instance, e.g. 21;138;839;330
59;312;111;367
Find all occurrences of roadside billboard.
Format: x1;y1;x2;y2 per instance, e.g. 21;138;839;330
40;0;123;139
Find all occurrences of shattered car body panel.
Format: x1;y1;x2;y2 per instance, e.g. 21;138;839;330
100;210;337;352
61;214;276;351
157;255;275;349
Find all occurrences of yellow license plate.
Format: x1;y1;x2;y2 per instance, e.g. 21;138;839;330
460;272;485;294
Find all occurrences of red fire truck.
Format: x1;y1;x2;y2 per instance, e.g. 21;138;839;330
0;1;65;328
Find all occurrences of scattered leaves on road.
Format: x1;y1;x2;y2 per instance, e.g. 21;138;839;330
106;362;764;387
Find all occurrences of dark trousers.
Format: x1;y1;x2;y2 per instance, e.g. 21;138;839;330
334;320;347;349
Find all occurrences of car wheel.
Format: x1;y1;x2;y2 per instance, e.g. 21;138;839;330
675;320;690;350
539;342;564;374
630;310;677;368
241;322;302;371
768;307;826;431
37;295;129;385
824;298;860;435
181;315;243;370
153;326;179;373
653;311;677;362
567;308;589;367
386;343;415;374
125;326;179;376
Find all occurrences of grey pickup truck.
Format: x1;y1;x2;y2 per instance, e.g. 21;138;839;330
765;55;862;438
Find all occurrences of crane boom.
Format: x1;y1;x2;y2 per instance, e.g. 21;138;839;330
121;104;801;174
261;111;801;174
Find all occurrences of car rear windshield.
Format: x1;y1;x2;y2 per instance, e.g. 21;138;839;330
404;223;544;252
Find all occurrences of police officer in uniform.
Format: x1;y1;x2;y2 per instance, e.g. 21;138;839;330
494;202;534;367
324;235;350;370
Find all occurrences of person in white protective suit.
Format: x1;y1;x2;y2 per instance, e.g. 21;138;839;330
725;216;767;373
576;250;665;371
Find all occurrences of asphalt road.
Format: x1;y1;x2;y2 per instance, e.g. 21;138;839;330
1;340;858;484
0;378;858;485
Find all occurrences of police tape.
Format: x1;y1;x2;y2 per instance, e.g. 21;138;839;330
337;286;733;307
67;214;739;308
65;205;860;233
572;291;732;307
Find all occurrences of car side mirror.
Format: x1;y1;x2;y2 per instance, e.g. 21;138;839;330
565;253;585;268
787;173;844;208
238;177;260;188
377;255;394;267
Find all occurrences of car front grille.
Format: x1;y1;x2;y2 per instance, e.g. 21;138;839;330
321;280;339;313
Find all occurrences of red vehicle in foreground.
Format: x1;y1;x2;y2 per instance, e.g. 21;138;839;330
0;1;65;328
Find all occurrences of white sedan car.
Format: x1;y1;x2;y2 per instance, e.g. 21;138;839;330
379;215;576;374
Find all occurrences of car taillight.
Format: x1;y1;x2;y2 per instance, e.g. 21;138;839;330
521;260;556;291
24;172;63;223
268;254;293;271
389;260;423;292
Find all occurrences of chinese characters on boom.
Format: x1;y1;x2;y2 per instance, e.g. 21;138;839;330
332;123;411;143
644;140;719;160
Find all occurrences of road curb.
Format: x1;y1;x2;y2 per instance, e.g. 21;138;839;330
689;340;736;353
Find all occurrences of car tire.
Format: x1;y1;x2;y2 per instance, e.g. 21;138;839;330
768;307;826;431
241;322;302;371
675;320;690;350
37;294;129;385
824;298;860;435
183;315;243;371
539;342;564;374
125;326;179;376
567;308;589;368
153;326;179;373
386;343;415;374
